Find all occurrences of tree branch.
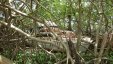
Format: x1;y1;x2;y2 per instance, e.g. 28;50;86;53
0;21;61;49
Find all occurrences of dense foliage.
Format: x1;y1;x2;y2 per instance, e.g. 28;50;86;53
0;0;113;64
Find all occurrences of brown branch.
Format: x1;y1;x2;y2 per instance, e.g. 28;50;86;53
0;4;43;23
0;55;14;64
96;32;108;64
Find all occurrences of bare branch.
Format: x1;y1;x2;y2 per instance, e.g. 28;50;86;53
0;21;61;49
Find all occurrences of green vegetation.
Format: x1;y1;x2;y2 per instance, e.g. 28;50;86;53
1;49;66;64
0;0;113;64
